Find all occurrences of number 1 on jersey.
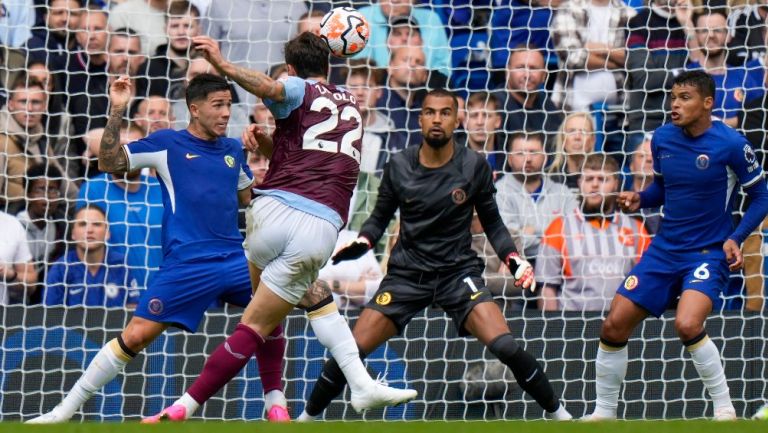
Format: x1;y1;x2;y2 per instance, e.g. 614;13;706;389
302;96;362;164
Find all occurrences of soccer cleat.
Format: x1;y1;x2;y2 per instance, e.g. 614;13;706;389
713;406;737;421
350;381;417;413
579;412;616;422
266;405;290;422
752;403;768;420
25;406;71;424
141;404;187;424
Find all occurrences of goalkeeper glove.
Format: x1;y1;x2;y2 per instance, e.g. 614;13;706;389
331;236;372;265
505;253;536;292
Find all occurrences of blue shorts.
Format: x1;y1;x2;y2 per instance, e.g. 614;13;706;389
133;251;253;332
616;245;726;317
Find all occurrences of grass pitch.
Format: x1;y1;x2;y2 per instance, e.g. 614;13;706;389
6;420;766;433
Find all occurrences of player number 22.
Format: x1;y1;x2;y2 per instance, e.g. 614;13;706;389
302;96;362;164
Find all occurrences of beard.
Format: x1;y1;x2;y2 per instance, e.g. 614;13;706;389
424;133;451;149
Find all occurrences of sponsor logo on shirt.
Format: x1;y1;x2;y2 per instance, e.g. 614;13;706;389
185;153;201;159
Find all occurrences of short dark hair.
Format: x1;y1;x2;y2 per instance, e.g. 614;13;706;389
284;32;330;79
691;6;729;27
25;163;63;196
73;204;107;221
185;73;231;107
9;75;46;93
423;88;458;111
508;131;544;152
672;70;716;99
344;58;384;86
582;153;620;180
466;91;500;111
167;0;200;18
47;0;84;7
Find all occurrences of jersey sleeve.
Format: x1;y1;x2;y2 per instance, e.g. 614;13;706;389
729;139;763;188
263;76;306;120
236;147;254;190
650;133;662;176
123;130;171;171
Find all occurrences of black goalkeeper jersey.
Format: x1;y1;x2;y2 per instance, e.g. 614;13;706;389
359;142;518;272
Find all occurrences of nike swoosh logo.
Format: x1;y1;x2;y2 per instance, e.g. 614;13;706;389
525;369;538;383
69;288;84;295
185;153;201;159
470;292;483;301
224;342;247;360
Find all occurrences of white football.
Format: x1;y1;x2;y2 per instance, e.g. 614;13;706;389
320;7;370;58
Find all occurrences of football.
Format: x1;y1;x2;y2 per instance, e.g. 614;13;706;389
319;7;370;58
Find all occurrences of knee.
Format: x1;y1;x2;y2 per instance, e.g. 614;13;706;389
120;327;153;353
675;317;704;342
600;315;632;343
487;333;521;362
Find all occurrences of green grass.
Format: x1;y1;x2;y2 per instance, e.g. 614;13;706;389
4;420;766;433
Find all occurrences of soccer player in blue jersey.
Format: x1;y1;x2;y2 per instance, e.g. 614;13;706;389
27;74;290;423
585;70;768;421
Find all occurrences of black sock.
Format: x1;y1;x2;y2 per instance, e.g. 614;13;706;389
305;350;368;416
488;333;559;413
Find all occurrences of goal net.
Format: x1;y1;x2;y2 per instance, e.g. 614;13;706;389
0;0;766;422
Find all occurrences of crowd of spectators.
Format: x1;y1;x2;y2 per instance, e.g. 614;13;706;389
0;0;766;312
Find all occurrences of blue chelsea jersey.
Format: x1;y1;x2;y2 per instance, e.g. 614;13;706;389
123;129;253;262
651;121;763;251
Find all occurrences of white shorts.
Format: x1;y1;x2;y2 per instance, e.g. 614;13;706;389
244;196;339;305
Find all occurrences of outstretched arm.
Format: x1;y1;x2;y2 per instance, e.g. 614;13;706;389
193;36;285;102
98;76;131;174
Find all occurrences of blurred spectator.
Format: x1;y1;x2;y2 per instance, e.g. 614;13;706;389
0;76;69;213
627;134;661;235
204;0;306;105
493;46;563;152
65;7;109;138
726;0;767;66
624;0;690;146
82;126;105;176
143;0;201;98
0;209;37;303
551;0;635;112
316;229;383;311
297;9;323;35
17;163;65;281
379;45;446;146
457;92;505;174
24;0;82;73
0;0;34;47
548;112;596;191
249;101;274;136
489;0;556;72
345;59;405;174
357;0;450;77
687;7;764;127
495;132;577;261
170;55;248;136
536;154;649;311
470;212;523;303
442;1;493;91
247;147;268;186
45;204;141;307
76;122;162;289
132;95;174;134
109;0;168;55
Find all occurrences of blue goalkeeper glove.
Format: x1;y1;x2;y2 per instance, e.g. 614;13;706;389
331;236;372;265
505;253;536;292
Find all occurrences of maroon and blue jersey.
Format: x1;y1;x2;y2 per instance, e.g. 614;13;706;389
259;76;362;228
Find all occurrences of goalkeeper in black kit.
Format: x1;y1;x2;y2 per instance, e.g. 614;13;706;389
297;89;573;421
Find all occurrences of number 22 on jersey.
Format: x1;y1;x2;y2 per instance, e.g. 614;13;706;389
302;96;363;165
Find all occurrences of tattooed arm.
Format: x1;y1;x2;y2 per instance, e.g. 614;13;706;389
98;76;131;174
193;36;285;102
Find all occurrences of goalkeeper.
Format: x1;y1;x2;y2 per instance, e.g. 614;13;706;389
298;89;572;421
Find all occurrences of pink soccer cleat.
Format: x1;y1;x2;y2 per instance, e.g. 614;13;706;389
141;404;187;424
266;405;290;422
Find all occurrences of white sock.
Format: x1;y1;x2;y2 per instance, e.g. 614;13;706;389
58;339;133;417
173;392;200;417
308;308;372;393
593;343;628;418
265;389;287;409
687;336;733;411
297;409;316;422
550;402;573;420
